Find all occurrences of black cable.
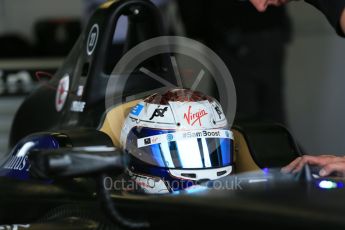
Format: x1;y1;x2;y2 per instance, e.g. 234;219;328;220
97;174;150;229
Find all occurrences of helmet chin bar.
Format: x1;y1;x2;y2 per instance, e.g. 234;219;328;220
126;165;233;194
169;166;233;181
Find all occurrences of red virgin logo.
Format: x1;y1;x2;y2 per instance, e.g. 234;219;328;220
184;106;208;126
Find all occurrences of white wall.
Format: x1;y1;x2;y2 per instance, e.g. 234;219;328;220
0;0;83;41
286;2;345;154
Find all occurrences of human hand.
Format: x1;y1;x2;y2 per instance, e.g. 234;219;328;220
281;155;345;177
249;0;290;12
341;8;345;35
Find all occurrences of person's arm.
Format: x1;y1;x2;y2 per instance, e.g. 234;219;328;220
249;0;288;12
340;5;345;35
249;0;345;36
306;0;345;37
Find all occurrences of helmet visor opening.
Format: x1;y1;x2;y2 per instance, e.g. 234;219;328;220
125;128;233;169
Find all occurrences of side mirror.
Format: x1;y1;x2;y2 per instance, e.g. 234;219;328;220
29;147;124;179
29;147;150;228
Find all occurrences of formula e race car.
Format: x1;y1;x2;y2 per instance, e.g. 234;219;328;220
1;0;345;229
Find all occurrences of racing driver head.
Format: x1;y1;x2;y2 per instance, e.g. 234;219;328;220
120;89;233;194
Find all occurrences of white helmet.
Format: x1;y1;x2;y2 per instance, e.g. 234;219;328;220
120;89;233;193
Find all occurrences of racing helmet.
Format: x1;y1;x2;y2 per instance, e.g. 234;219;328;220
120;89;233;193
